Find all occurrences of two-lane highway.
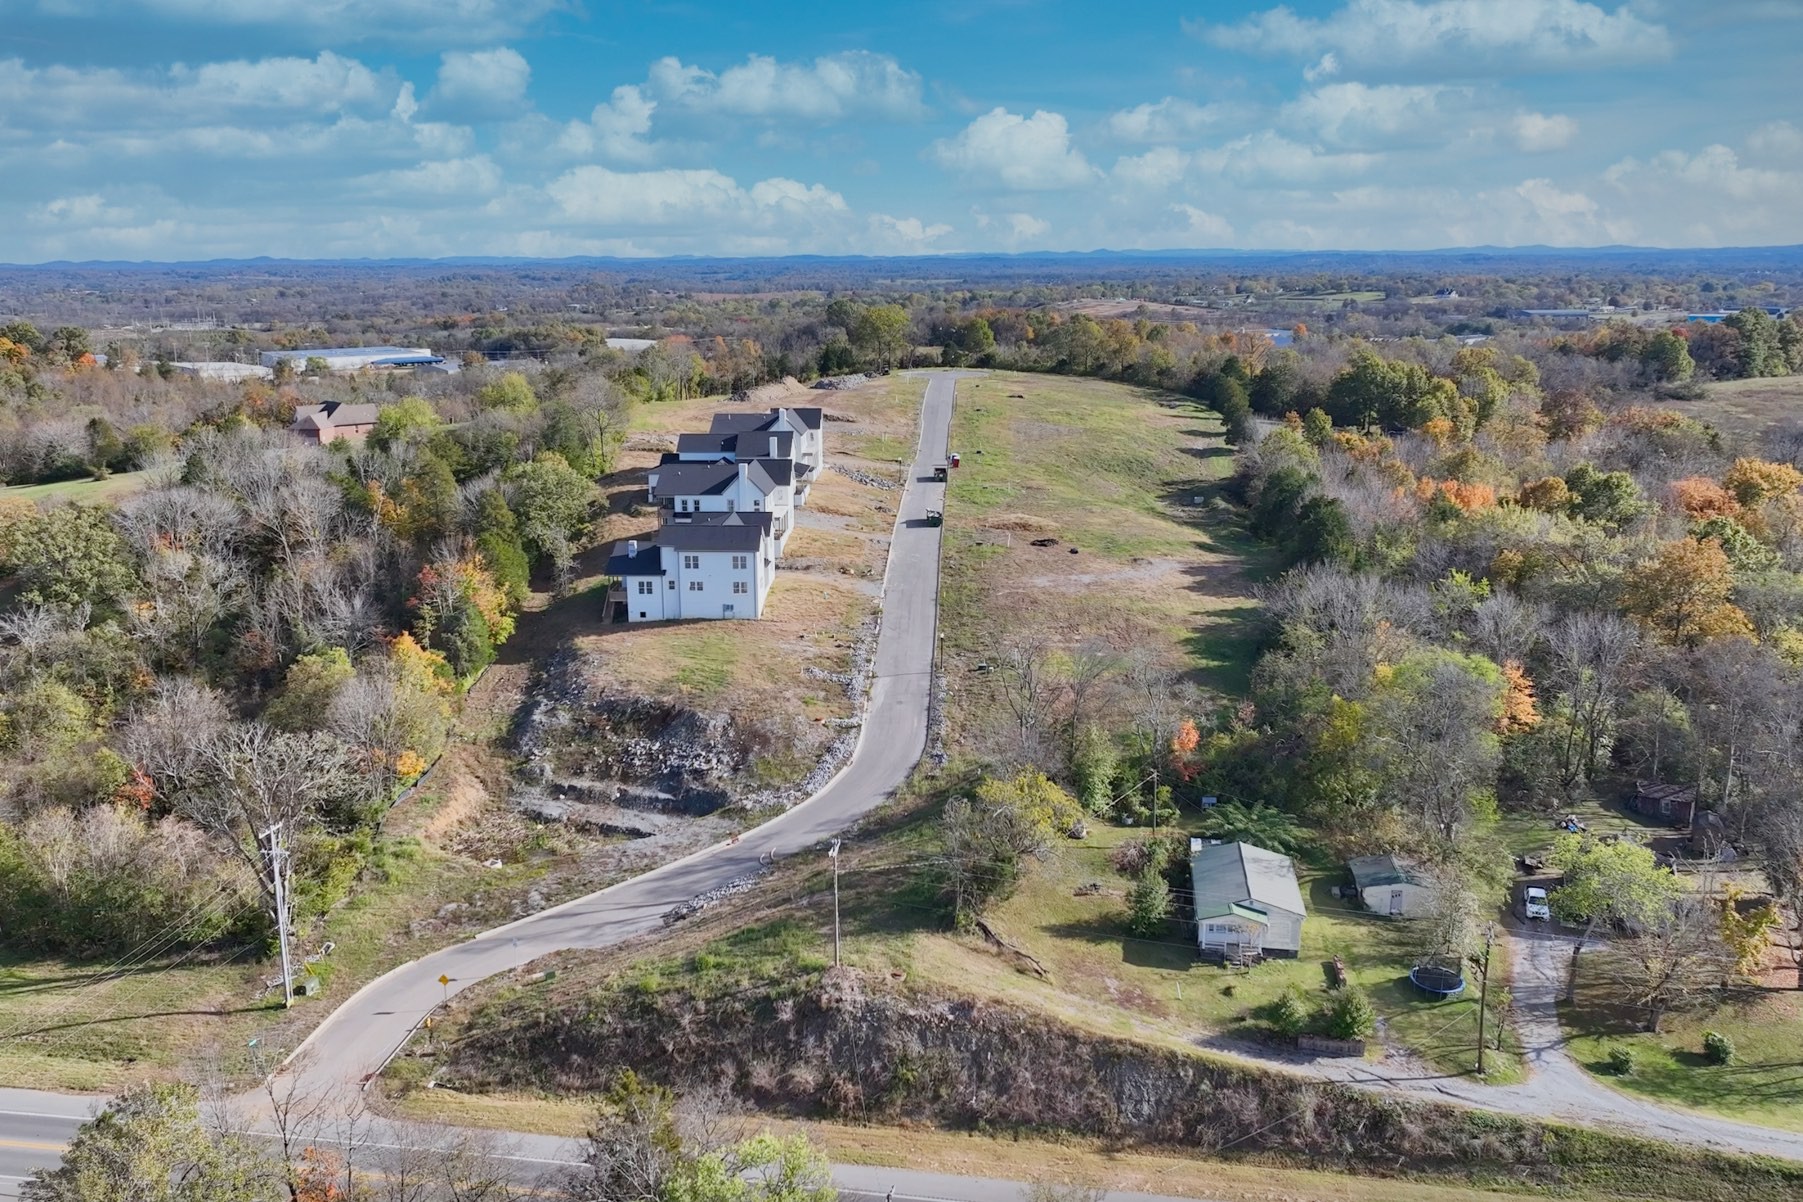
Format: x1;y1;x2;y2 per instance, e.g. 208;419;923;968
280;370;960;1098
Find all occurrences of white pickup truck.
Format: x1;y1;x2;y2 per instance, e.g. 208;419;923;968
1524;886;1552;921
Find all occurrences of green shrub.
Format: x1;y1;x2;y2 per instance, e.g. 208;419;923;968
1702;1030;1736;1066
1124;870;1171;938
1324;985;1376;1040
1604;1046;1636;1076
1270;986;1311;1038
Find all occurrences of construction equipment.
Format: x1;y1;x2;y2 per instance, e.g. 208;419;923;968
931;465;948;482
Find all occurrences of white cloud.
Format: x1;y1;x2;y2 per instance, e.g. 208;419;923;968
1196;0;1673;74
360;155;502;197
545;164;846;228
0;53;398;126
558;85;658;162
1283;82;1457;149
1746;120;1803;162
34;0;570;43
433;47;530;111
1192;131;1379;183
1008;213;1051;241
1112;146;1189;190
1170;204;1234;243
1511;110;1578;151
1304;52;1340;82
866;213;954;253
931;107;1098;190
1106;97;1223;144
646;51;923;121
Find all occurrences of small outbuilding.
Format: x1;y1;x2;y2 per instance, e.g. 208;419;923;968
1346;852;1434;917
1630;781;1698;828
1189;839;1306;963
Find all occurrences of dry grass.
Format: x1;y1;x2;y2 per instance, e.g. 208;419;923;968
1665;376;1803;441
940;371;1276;724
390;1090;1550;1202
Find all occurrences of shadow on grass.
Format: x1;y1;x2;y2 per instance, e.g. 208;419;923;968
1038;915;1198;972
8;1003;274;1038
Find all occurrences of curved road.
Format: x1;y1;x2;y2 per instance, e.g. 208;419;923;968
282;371;960;1096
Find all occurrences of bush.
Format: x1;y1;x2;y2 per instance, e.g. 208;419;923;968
1604;1046;1636;1076
1702;1030;1736;1066
1124;871;1171;938
1324;985;1376;1040
1270;985;1311;1038
1109;830;1186;879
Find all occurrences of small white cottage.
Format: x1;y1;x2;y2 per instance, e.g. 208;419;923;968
1189;839;1307;962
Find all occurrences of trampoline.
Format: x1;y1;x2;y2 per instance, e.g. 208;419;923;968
1409;961;1467;999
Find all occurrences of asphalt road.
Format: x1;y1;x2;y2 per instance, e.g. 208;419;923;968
280;370;959;1099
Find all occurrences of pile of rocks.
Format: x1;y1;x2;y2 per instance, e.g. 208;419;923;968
662;868;769;925
828;463;899;491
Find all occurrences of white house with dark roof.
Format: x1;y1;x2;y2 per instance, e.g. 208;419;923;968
646;459;793;552
605;515;775;622
675;429;795;464
1189;839;1307;961
706;407;825;500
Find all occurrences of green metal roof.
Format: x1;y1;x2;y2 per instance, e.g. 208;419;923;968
1194;901;1270;925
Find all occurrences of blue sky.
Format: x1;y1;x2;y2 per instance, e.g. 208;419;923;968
1;0;1799;261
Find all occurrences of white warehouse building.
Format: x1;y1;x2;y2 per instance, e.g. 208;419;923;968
260;346;444;372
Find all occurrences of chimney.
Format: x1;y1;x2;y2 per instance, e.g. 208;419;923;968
768;435;779;458
626;539;639;558
738;461;749;482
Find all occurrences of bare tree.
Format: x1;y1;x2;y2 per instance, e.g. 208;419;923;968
991;634;1055;760
1542;610;1641;788
120;677;234;803
1598;897;1732;1032
1470;590;1546;668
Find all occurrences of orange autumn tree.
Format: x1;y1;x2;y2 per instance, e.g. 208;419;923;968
1170;717;1202;781
1500;660;1540;732
1670;476;1741;520
410;553;517;677
1415;477;1497;513
1622;537;1755;647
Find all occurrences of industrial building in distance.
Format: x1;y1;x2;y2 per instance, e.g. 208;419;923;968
259;346;445;372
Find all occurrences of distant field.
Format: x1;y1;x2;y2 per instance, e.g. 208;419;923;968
1;470;150;504
1664;375;1803;441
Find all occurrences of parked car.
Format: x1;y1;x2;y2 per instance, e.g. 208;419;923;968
1524;886;1551;921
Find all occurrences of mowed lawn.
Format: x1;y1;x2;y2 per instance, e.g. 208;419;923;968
941;371;1275;706
849;817;1521;1082
1565;967;1803;1132
1;470;150;504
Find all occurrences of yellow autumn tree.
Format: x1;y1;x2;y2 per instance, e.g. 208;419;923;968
1724;457;1803;509
1500;660;1540;732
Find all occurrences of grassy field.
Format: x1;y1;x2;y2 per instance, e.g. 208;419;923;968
837;811;1522;1084
941;371;1274;716
1565;957;1803;1132
1;470;150;504
0;827;552;1091
1663;375;1803;441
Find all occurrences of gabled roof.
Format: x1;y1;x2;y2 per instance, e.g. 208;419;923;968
653;523;764;552
707;406;824;436
1190;840;1306;918
663;509;774;539
1194;901;1271;925
676;430;794;461
606;539;664;577
1347;853;1429;891
652;459;778;498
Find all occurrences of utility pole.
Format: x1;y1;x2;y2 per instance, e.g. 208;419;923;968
1475;923;1495;1076
262;823;294;1008
829;840;842;968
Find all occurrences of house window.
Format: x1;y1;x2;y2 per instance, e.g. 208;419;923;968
753;499;762;510
726;500;735;512
1203;922;1237;937
1659;797;1672;816
733;581;748;595
636;580;653;595
732;555;747;569
683;555;700;569
688;581;704;592
677;498;689;512
667;580;675;590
